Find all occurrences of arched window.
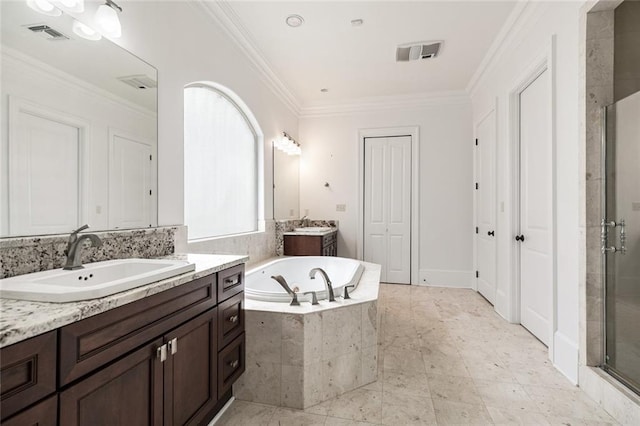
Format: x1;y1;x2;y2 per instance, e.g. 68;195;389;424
184;83;262;240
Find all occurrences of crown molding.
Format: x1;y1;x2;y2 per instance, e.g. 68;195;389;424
192;0;302;116
466;0;542;98
299;90;471;118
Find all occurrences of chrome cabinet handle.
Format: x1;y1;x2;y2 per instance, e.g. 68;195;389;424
168;338;178;355
229;360;239;368
225;277;240;286
228;315;239;323
157;344;167;362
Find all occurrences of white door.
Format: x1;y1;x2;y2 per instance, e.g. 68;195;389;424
109;134;153;229
476;111;497;304
518;69;553;346
364;136;411;284
9;111;80;235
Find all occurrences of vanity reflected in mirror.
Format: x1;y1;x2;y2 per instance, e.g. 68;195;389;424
1;2;158;237
272;143;300;220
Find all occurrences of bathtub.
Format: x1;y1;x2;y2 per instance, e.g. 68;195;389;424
245;256;364;303
235;257;381;409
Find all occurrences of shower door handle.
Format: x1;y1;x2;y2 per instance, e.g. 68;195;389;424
601;219;626;254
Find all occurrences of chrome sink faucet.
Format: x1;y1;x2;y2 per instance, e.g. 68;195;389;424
309;268;335;302
63;224;103;270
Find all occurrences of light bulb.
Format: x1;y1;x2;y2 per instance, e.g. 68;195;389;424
26;0;62;16
72;20;102;41
95;3;121;38
57;0;84;13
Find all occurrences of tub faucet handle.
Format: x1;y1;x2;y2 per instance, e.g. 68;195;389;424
304;291;319;305
343;285;356;300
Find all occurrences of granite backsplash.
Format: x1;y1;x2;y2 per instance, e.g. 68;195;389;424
0;227;177;279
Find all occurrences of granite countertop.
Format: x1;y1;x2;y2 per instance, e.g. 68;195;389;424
282;228;338;237
0;253;248;348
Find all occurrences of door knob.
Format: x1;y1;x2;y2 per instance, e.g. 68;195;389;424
487;231;495;236
515;235;525;242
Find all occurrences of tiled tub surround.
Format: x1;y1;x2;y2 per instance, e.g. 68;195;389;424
0;226;178;279
0;253;248;347
233;261;380;409
275;219;338;256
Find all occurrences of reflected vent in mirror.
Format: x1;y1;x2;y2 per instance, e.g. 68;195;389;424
25;24;69;41
118;75;158;90
396;41;442;62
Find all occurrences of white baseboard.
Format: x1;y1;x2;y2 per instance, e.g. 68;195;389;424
553;331;579;384
417;269;473;288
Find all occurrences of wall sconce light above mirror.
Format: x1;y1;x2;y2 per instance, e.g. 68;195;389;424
26;0;123;39
275;131;301;156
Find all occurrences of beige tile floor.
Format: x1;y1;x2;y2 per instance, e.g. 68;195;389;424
215;284;618;425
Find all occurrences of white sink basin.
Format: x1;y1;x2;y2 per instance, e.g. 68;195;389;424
293;227;333;233
0;259;195;303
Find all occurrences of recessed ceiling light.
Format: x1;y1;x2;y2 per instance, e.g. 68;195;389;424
320;88;329;93
351;19;364;26
285;14;304;28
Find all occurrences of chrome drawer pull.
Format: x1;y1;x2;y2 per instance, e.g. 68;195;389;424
224;277;239;286
229;360;239;368
228;315;239;323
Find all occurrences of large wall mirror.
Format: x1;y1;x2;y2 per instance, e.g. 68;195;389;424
1;2;158;237
273;144;300;220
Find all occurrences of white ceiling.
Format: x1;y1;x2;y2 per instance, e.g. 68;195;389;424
221;1;517;108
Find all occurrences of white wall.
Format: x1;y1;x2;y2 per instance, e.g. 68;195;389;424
98;2;299;259
470;2;582;383
299;101;474;287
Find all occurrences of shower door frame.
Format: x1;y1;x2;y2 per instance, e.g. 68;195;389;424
600;103;640;396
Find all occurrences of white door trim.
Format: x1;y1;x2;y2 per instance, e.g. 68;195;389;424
357;126;420;285
473;99;498;295
107;127;157;229
507;36;557;359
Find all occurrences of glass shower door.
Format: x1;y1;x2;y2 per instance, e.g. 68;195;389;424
603;90;640;395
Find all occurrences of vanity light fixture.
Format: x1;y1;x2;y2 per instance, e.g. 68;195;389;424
26;0;62;17
95;0;122;38
274;132;301;156
72;19;101;41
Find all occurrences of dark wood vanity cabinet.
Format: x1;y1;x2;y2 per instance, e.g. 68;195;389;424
0;264;246;426
284;230;338;256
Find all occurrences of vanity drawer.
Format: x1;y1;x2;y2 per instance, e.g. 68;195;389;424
2;394;57;426
217;292;244;348
0;331;57;420
59;273;217;386
218;332;245;396
217;264;244;302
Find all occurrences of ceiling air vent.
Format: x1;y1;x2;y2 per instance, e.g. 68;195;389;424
26;24;69;41
118;75;158;90
396;41;442;62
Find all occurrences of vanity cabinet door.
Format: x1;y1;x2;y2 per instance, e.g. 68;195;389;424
163;308;217;426
59;338;164;426
218;292;244;349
